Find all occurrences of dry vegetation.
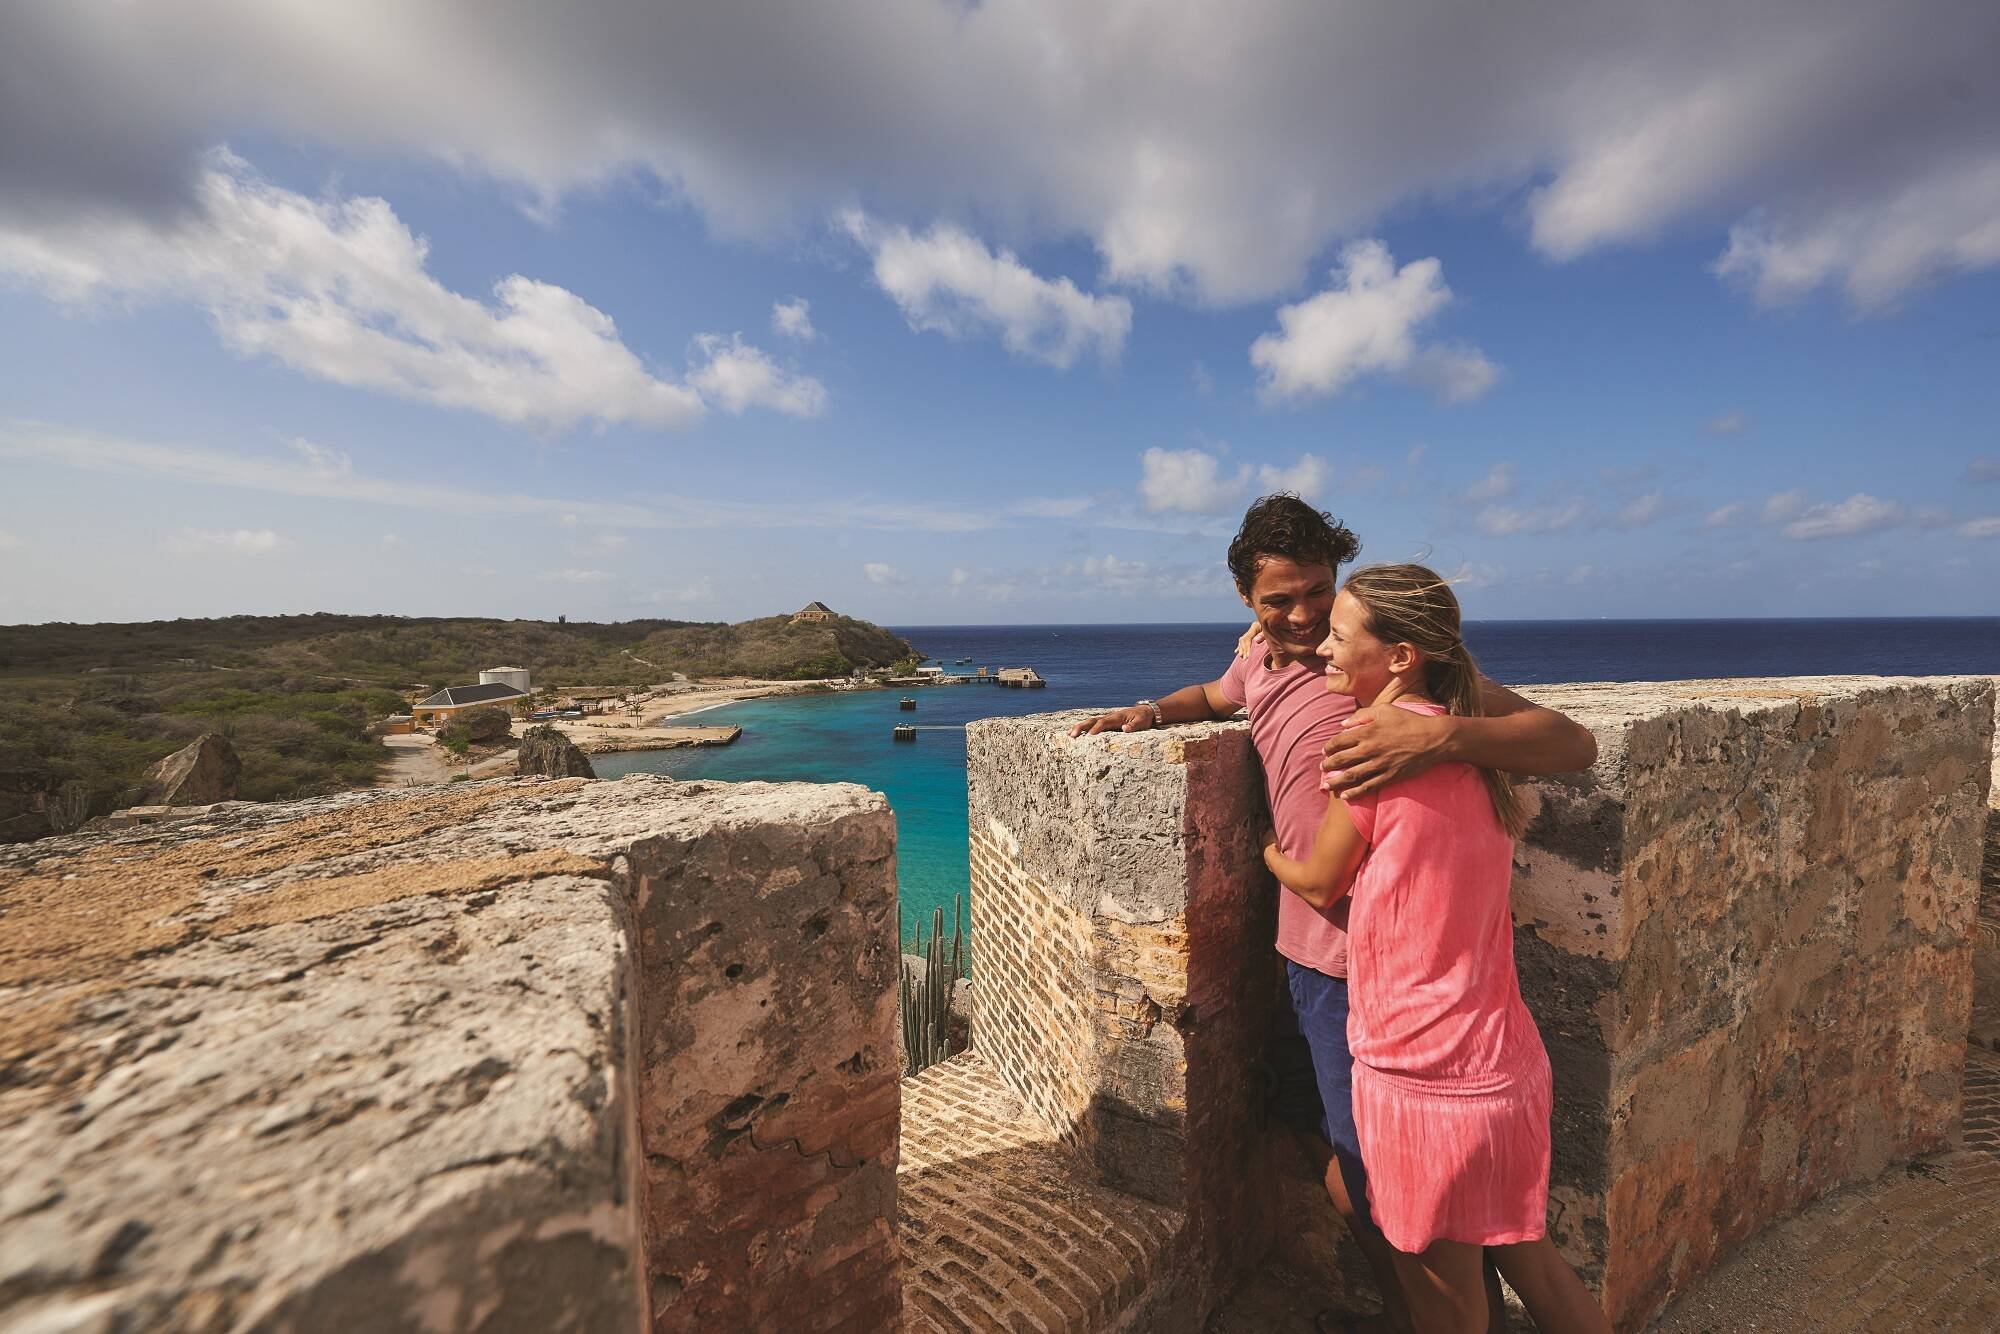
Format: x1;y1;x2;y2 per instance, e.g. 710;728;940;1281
0;612;915;838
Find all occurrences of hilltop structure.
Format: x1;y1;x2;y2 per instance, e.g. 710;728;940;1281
0;675;1993;1332
790;600;836;624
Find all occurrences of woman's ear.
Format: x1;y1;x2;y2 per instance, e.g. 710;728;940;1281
1388;641;1421;674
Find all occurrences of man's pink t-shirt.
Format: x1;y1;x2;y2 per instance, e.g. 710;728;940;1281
1219;650;1357;977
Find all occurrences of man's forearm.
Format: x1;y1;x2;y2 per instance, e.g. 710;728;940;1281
1157;681;1227;723
1440;708;1597;776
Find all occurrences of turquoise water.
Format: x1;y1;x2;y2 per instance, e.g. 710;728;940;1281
590;624;1251;943
591;618;2000;943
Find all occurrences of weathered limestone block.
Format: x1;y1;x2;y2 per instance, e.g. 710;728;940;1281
966;714;1276;1323
136;731;240;806
1510;676;1993;1327
627;780;902;1333
0;773;901;1334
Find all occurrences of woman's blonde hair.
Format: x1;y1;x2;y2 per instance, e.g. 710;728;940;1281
1340;562;1530;838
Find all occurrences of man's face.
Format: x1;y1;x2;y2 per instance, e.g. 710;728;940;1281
1238;555;1337;661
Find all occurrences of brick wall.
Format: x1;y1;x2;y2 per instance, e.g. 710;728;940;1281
966;820;1096;1143
965;716;1277;1319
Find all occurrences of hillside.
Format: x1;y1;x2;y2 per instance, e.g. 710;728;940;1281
0;612;917;840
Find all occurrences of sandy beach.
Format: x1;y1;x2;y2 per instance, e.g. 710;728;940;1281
642;677;869;721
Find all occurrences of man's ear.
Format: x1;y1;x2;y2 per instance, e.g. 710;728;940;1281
1237;584;1254;610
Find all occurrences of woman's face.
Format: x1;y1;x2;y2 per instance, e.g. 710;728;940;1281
1317;589;1393;698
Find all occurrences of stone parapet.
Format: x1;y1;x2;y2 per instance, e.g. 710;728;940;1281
966;714;1277;1322
969;676;1993;1331
1514;675;1992;1325
0;774;900;1334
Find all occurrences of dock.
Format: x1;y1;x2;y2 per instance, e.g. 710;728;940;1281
994;667;1046;688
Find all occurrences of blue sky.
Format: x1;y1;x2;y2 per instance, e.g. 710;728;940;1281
2;3;1996;625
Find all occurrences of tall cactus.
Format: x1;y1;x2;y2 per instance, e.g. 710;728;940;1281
899;894;965;1076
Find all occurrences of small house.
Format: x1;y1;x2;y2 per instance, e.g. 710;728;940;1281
790;601;836;624
411;682;529;725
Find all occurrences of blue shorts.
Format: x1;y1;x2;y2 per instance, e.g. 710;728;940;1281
1286;960;1373;1224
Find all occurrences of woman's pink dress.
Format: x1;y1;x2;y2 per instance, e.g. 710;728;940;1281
1340;701;1553;1253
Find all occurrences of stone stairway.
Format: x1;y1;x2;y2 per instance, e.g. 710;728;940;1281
899;1052;1184;1333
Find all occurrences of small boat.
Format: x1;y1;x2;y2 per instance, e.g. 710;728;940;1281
893;723;917;741
899;697;917;710
956;657;971;664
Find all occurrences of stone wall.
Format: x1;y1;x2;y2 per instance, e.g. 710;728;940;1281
971;677;1993;1330
1514;676;1993;1325
0;774;900;1334
965;715;1278;1321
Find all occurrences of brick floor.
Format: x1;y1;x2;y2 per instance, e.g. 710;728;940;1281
899;1052;1183;1333
1970;810;2000;1052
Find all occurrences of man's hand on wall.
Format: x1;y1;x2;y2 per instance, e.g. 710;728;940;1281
1320;706;1450;797
1067;706;1154;737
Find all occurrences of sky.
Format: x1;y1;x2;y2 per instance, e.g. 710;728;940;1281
1;2;1996;626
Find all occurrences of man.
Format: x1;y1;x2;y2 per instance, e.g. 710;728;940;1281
1068;493;1596;1334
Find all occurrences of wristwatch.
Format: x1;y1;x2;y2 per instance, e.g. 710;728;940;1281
1136;699;1163;727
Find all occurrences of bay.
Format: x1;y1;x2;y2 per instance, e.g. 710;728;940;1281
592;618;2000;942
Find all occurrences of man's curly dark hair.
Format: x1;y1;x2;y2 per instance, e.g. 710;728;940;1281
1226;493;1360;592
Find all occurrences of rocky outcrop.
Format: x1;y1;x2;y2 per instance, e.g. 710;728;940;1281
439;705;513;746
515;723;596;779
135;732;240;807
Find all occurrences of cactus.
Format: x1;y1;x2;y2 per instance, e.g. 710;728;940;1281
899;895;965;1076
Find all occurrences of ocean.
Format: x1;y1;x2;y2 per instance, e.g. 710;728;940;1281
591;618;2000;943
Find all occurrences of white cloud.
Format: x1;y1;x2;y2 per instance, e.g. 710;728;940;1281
1250;241;1495;404
1139;446;1248;515
1775;492;1903;540
1474;499;1590;538
1444;561;1504;591
0;421;1011;534
539;567;612;583
1959;517;2000;539
1617;491;1666;527
1702;412;1751;436
1010;496;1094;520
288;437;353;477
1704;502;1747;528
771;296;816;341
167;527;280;555
1968;458;2000;484
379;533;404;549
6;6;2000;310
1462;463;1516;504
1761;490;1809;525
0;531;23;550
843;211;1130;368
1714;161;2000;311
573;533;628;556
1256;453;1328;500
863;561;906;586
0;156;713;432
686;333;827;417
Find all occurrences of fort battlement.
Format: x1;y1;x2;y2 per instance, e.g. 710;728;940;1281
1;676;1993;1332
